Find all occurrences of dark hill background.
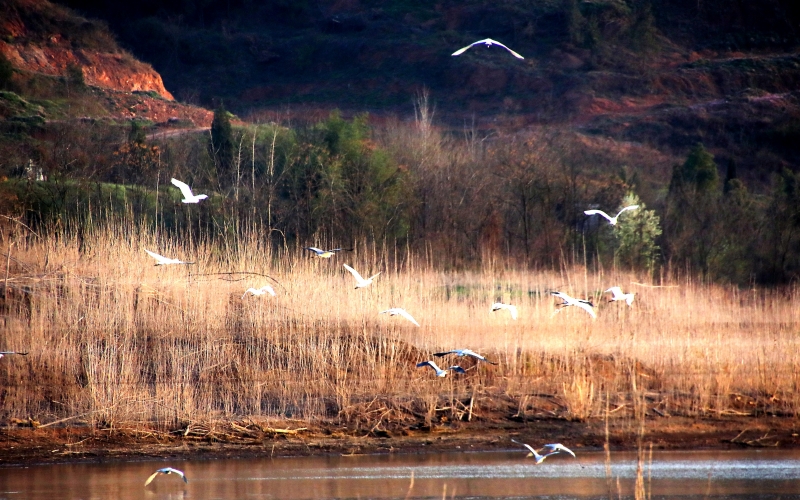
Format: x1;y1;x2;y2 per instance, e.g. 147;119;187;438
51;0;800;185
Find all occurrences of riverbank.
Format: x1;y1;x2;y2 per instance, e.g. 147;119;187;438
2;415;798;466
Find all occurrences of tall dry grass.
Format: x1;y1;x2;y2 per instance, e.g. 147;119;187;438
2;220;800;432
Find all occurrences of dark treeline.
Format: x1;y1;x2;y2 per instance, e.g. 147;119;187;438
2;101;800;284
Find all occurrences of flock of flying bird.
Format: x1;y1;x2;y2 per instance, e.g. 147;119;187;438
5;41;640;485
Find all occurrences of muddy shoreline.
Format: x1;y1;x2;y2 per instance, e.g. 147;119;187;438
2;416;798;467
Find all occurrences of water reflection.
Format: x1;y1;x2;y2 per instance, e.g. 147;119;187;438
1;449;799;499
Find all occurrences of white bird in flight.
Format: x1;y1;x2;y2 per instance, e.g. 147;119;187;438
491;302;518;320
583;205;639;225
304;246;350;258
144;467;187;486
551;291;596;318
433;348;497;365
144;249;193;266
380;308;420;327
605;286;634;306
343;264;381;289
511;439;575;464
242;285;276;299
416;360;466;377
451;38;524;59
171;178;208;203
0;351;28;359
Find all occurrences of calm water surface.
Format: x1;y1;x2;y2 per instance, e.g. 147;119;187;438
1;449;799;499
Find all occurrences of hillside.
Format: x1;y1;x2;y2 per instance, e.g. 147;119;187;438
0;0;213;126
45;0;800;189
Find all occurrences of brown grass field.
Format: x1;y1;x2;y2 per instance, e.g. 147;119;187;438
2;220;800;451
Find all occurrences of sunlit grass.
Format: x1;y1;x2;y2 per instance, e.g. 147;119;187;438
2;221;799;431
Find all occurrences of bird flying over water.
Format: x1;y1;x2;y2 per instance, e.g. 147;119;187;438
144;249;193;266
0;351;28;359
583;205;639;225
171;178;208;204
144;467;187;486
511;439;575;464
605;286;634;306
380;308;420;327
416;360;466;377
433;348;497;365
491;302;518;320
451;38;524;59
242;285;276;299
304;247;350;258
343;264;381;289
551;291;596;318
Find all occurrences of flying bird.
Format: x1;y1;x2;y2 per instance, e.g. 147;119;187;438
0;351;28;359
511;439;575;464
144;249;193;266
605;286;634;306
583;205;639;225
304;247;351;258
416;360;466;377
170;178;208;204
380;308;420;327
343;264;381;289
551;291;596;318
242;285;276;299
451;38;524;59
144;467;187;486
491;302;518;320
433;348;497;365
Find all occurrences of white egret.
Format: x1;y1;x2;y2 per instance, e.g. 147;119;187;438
0;351;28;359
144;249;192;266
451;38;524;59
144;467;187;486
242;285;276;299
491;302;518;320
304;247;350;258
605;286;634;306
551;291;596;318
343;264;381;289
511;439;575;463
416;360;466;377
170;178;208;203
379;308;420;327
433;348;497;365
583;205;639;225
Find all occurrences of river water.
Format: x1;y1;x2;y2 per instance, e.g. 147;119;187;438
1;449;799;499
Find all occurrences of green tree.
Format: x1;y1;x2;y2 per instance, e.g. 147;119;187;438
210;103;234;185
614;192;661;273
664;143;721;275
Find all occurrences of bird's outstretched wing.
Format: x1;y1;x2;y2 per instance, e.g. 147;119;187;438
170;178;195;199
417;360;440;372
541;443;576;457
451;39;485;56
616;205;640;217
573;300;596;318
305;247;324;255
583;209;613;222
145;249;171;265
396;308;420;326
342;264;365;283
511;438;538;456
485;39;525;59
448;366;467;374
144;471;160;486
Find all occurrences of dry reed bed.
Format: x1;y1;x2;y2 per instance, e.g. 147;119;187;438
2;225;799;432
